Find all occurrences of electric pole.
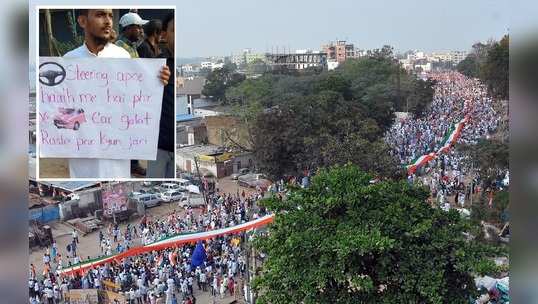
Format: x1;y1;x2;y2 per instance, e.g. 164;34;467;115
193;156;209;206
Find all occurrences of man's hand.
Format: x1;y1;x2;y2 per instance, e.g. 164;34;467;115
159;65;171;86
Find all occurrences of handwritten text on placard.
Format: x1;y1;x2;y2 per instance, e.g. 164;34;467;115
38;57;166;160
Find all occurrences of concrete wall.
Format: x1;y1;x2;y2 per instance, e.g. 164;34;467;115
204;115;251;149
176;154;217;177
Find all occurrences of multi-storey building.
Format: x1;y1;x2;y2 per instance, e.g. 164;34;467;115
322;40;359;63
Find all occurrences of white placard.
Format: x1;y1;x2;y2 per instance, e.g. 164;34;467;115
38;57;166;160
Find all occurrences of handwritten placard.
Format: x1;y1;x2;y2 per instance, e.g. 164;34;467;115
38;57;166;160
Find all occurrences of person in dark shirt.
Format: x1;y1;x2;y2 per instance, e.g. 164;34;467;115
137;19;162;58
147;12;175;178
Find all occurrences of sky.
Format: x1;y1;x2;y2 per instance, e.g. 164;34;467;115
177;0;510;58
29;0;530;62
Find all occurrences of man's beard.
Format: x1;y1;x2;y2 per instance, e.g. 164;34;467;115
90;33;114;46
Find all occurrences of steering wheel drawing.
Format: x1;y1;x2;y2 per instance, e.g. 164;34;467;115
39;62;66;86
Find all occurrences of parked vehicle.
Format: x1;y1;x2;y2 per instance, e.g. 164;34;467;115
231;168;250;180
238;173;272;191
129;189;152;197
175;178;192;190
53;108;86;130
161;190;184;202
159;183;181;193
132;193;161;208
177;195;205;208
142;181;153;187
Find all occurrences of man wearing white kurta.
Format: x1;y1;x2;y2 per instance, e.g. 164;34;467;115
63;9;169;178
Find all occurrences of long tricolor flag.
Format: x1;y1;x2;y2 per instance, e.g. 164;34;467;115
436;117;468;155
58;214;275;276
406;116;469;175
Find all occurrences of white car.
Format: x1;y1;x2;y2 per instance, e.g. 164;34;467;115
159;183;181;192
142;181;153;187
177;195;205;208
175;178;192;190
160;190;184;202
231;168;250;180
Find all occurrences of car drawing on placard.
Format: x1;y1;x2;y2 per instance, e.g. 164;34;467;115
53;108;86;130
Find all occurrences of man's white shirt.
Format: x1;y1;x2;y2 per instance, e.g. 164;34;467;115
63;42;132;178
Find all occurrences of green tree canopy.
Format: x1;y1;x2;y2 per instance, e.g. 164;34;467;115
254;165;498;304
201;65;246;102
457;54;480;78
481;35;509;100
223;47;434;179
457;35;509;100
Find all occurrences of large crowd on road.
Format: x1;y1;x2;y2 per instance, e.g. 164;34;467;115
29;190;269;304
385;71;505;207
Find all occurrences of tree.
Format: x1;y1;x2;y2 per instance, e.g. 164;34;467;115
254;165;498;303
471;190;509;227
223;52;434;179
201;66;246;102
406;78;436;117
246;59;269;75
456;54;479;78
481;35;509;100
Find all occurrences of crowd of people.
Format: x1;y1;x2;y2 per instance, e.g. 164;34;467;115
385;71;504;207
29;190;270;303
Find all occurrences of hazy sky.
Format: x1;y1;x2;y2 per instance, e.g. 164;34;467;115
178;0;510;58
29;0;514;61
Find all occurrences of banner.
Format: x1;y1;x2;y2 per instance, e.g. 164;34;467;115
99;290;127;304
38;57;165;160
101;183;130;216
59;214;275;276
66;289;99;304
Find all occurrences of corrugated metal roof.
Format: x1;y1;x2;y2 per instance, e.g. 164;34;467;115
38;181;100;192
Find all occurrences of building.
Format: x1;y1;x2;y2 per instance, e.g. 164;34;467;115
322;40;359;63
200;61;213;70
231;53;245;67
327;60;340;71
265;51;327;71
245;53;266;64
176;145;234;178
430;50;467;64
176;116;207;147
194;105;232;118
450;50;467;64
177;77;206;115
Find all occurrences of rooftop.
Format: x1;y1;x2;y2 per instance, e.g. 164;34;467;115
176;144;224;158
177;77;205;95
37;181;100;192
176;114;196;122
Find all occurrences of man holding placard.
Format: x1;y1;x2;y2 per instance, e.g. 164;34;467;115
53;9;171;178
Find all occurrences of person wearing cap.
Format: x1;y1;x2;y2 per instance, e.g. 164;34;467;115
116;11;148;58
117;11;156;177
63;9;170;178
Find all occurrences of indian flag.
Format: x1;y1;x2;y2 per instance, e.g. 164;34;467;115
406;116;469;175
407;153;436;175
58;214;275;276
436;117;468;155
